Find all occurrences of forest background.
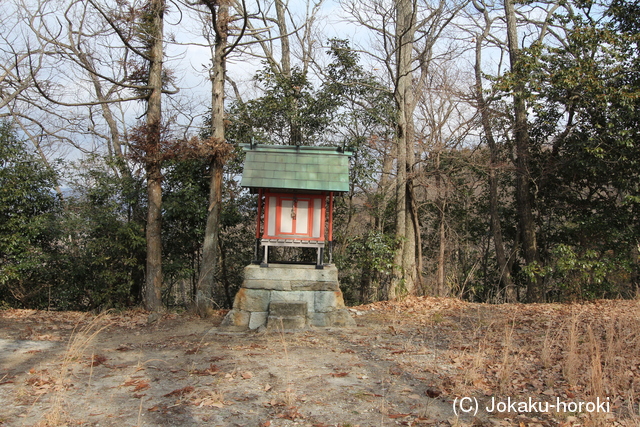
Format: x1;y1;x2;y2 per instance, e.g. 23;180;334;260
1;0;639;313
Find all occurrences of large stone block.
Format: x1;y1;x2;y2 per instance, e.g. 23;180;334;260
309;312;329;327
220;309;250;328
309;310;355;327
269;301;307;317
244;264;338;282
290;280;339;291
267;315;307;330
270;291;315;314
325;310;356;327
248;311;268;329
234;288;271;312
314;290;346;312
243;279;291;291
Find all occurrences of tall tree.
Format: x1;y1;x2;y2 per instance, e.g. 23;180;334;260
142;0;167;311
344;0;464;298
390;0;417;299
192;0;245;316
197;0;230;316
503;0;541;301
470;0;516;301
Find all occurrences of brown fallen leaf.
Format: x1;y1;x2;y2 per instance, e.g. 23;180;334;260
388;413;411;419
425;387;442;398
363;392;383;397
133;381;150;392
122;378;142;387
89;354;108;367
192;364;220;376
164;386;194;397
277;407;303;420
123;379;150;392
264;398;279;406
116;344;133;351
185;347;199;355
330;372;348;377
195;399;224;408
241;371;253;379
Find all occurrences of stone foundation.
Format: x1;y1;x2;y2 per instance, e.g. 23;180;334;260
221;264;355;330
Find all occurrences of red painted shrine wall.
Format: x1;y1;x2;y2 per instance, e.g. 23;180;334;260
262;192;326;241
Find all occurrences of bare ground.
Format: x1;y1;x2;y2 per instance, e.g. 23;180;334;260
0;297;639;427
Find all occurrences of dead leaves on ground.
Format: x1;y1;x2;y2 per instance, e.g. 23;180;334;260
189;390;229;408
122;378;150;392
350;297;639;424
190;363;220;376
88;354;108;367
153;386;229;409
25;369;57;393
3;299;639;425
163;385;194;397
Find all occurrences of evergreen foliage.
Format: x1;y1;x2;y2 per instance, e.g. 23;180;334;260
0;122;61;308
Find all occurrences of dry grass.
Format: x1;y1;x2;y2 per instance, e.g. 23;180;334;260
563;312;581;388
497;320;517;394
33;312;112;426
460;342;487;394
360;297;640;424
541;323;554;369
276;320;297;408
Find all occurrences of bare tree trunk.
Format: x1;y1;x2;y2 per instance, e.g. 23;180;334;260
408;181;422;292
473;3;516;302
403;110;417;295
144;0;165;312
197;0;228;316
390;0;416;300
274;0;291;77
378;144;395;232
79;54;126;163
504;0;540;301
434;150;446;296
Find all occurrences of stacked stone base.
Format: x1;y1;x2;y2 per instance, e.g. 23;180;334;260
220;264;355;330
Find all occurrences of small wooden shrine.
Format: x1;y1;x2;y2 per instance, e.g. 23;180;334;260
220;144;355;330
241;143;351;268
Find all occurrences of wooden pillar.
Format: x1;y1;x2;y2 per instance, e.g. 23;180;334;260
328;192;334;264
254;189;263;263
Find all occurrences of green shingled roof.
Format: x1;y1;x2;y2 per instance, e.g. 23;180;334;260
240;144;351;192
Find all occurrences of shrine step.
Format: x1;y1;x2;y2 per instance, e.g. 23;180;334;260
267;301;307;329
